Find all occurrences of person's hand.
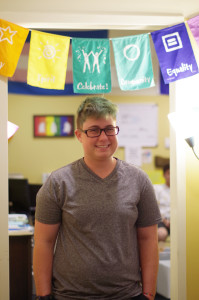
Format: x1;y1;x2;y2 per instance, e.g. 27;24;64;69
163;218;170;228
143;292;155;300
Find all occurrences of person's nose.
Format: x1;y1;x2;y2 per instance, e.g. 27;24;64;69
98;129;108;139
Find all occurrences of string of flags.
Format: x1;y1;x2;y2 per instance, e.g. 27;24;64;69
1;16;199;94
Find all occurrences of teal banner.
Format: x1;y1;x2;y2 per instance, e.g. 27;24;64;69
112;34;155;91
72;38;111;94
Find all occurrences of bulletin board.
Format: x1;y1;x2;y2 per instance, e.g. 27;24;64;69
116;103;158;147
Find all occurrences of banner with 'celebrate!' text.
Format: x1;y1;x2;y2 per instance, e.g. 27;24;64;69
72;38;111;94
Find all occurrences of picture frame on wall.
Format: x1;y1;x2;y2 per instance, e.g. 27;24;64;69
33;115;74;137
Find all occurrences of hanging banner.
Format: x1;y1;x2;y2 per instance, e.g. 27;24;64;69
112;34;155;91
72;38;111;94
0;19;29;77
8;30;108;95
187;15;199;48
151;23;199;84
27;30;70;90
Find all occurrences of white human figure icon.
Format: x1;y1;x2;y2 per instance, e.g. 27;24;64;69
91;49;103;73
63;122;72;134
82;49;92;73
51;122;57;134
38;122;45;134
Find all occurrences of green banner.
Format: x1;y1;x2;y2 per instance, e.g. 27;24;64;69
72;38;111;94
112;34;155;91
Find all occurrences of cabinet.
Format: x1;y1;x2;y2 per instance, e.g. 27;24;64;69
9;233;33;300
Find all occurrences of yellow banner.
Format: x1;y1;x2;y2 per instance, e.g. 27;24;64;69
27;30;70;90
0;19;29;77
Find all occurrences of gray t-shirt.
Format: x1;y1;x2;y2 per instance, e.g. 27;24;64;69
35;158;161;300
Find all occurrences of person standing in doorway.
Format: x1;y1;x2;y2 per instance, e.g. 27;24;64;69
33;96;161;300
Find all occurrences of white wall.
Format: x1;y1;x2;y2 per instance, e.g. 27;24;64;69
1;0;198;31
0;77;9;300
1;0;198;18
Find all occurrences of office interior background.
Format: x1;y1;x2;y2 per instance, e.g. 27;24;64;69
1;1;199;299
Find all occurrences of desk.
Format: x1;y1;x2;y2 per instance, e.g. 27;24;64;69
9;229;34;300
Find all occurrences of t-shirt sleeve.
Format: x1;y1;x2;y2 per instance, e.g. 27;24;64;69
35;174;62;224
136;174;162;227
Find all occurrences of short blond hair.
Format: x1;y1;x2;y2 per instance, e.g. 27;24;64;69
76;96;118;129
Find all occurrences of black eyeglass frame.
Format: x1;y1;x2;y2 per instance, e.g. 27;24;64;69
80;126;120;138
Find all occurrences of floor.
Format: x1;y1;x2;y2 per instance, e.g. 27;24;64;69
155;293;170;300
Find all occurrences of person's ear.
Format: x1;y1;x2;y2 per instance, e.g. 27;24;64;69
75;129;83;143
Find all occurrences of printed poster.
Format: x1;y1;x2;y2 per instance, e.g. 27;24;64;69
34;115;74;137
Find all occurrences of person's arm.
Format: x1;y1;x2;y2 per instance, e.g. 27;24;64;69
33;220;60;296
137;224;159;300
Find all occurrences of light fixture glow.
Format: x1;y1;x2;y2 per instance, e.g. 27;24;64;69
168;111;199;139
7;121;19;140
168;111;199;160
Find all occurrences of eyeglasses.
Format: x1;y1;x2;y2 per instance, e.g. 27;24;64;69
80;126;119;138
